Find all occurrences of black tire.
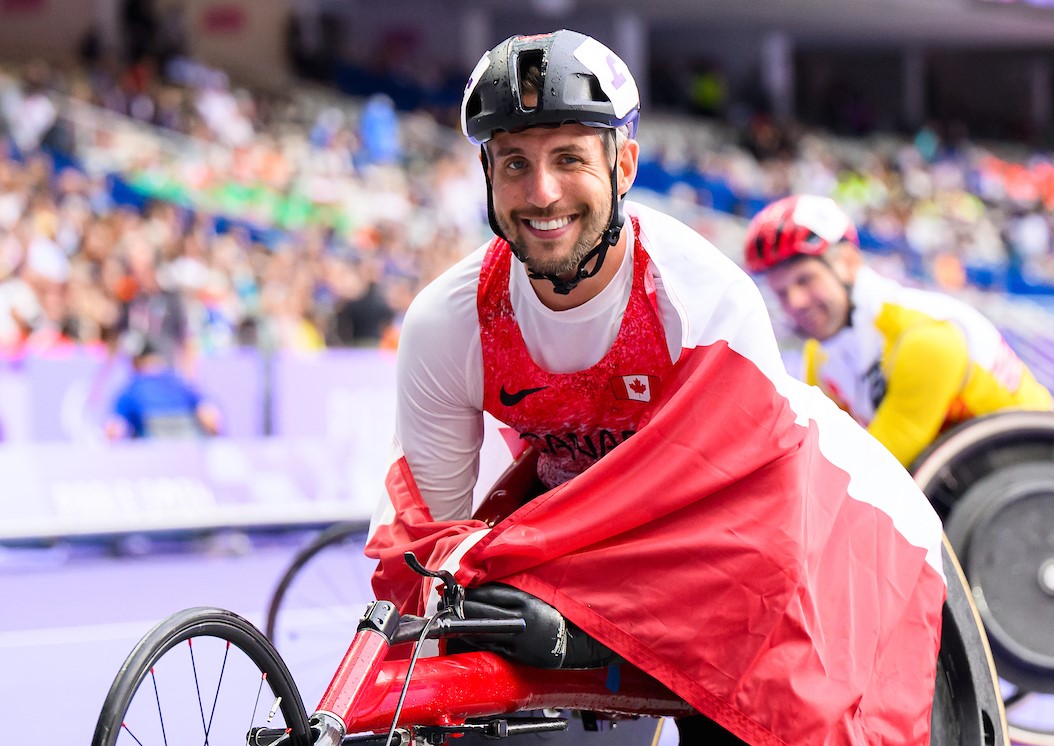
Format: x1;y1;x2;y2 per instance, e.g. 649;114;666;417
911;411;1054;521
92;606;313;746
935;536;1010;746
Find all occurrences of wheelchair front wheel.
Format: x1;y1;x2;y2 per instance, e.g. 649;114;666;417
92;606;313;746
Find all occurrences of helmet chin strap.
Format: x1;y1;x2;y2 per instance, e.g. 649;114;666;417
481;134;626;296
843;288;855;328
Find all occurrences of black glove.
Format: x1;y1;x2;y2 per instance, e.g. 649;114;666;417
446;583;620;670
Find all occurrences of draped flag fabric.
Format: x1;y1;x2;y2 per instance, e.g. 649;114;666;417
366;203;947;745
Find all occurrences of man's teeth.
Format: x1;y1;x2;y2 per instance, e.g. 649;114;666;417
528;217;572;231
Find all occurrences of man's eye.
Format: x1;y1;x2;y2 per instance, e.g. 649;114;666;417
505;160;526;172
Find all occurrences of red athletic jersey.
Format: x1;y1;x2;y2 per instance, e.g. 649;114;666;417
479;219;674;488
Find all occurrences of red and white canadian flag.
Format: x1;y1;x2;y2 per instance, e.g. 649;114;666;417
610;374;658;402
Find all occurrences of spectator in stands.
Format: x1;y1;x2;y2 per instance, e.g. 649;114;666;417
194;72;254;147
105;335;221;439
116;227;191;369
326;257;394;347
257;247;325;351
284;6;333;82
154;3;189;71
0;62;58;156
120;0;159;65
745;193;1054;468
1005;204;1054;281
0;206;74;353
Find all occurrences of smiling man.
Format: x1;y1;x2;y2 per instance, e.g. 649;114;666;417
367;31;949;745
745;193;1053;467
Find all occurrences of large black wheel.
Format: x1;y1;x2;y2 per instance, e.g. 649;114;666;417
912;411;1054;744
92;606;313;746
264;521;375;708
945;462;1054;742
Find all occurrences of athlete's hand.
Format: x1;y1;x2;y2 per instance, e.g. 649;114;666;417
446;584;619;669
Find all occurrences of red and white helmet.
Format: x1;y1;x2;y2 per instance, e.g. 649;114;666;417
743;195;858;273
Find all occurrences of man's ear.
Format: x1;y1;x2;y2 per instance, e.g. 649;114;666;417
829;241;863;284
617;139;640;196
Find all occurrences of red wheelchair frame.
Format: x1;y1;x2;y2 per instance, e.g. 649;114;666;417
287;593;694;745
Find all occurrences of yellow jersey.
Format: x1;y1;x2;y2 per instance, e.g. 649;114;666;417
801;267;1053;467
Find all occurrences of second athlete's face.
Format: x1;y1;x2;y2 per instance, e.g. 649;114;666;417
765;257;851;341
487;124;617;278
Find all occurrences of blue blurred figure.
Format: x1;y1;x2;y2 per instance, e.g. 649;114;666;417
105;335;222;440
357;93;401;166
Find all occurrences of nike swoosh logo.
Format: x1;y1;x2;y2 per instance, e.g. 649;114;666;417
499;385;548;406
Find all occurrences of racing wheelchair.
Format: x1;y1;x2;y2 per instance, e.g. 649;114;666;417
90;540;1004;746
93;444;1012;746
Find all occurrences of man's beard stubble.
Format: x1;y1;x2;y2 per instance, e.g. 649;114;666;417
499;199;611;279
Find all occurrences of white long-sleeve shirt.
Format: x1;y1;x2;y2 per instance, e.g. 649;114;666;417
393;200;770;521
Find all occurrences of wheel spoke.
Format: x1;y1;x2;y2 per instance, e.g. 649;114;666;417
249;672;275;734
187;639;210;745
150;667;169;746
119;723;146;746
204;641;232;744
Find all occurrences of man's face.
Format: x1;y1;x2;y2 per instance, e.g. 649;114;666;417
487;124;618;278
765;256;851;341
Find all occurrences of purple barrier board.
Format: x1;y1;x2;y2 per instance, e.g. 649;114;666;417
0;437;377;541
0;350;515;541
272;348;398;439
271;350;399;499
0;349;265;443
11;350;130;442
271;348;514;504
193;347;266;438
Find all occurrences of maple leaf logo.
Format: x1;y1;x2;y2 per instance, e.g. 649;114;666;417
610;374;655;402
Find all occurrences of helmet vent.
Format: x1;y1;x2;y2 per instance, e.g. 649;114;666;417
587;75;609;104
515;50;545;111
464;91;482;121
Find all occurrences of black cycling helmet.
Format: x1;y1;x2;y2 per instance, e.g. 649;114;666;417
460;30;641;295
460;29;640;146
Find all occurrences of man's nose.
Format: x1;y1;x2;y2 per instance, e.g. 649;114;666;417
525;166;561;207
782;285;810;312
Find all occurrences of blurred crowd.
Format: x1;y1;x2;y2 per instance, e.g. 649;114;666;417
636;112;1054;291
0;56;488;362
3;49;1054;364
